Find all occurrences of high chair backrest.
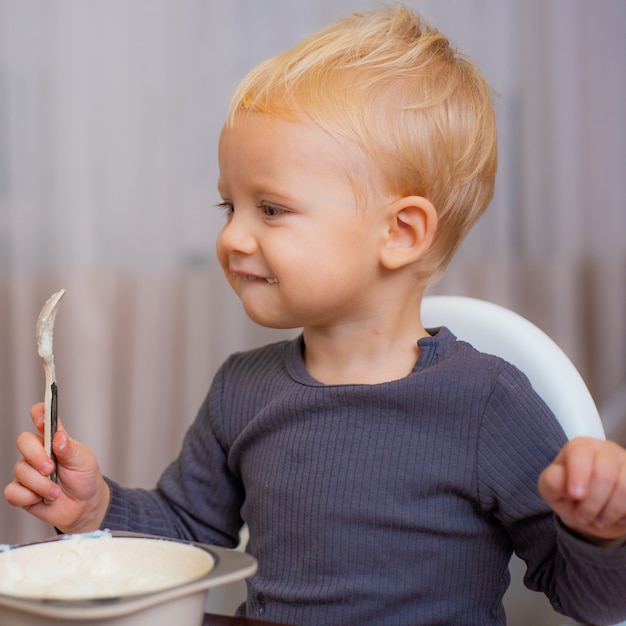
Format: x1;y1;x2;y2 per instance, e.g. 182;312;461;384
421;295;605;440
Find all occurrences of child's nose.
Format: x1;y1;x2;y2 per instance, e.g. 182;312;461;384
218;211;258;255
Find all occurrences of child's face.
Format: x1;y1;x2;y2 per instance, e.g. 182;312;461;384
216;113;390;330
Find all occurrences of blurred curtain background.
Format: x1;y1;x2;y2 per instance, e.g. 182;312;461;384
1;0;624;559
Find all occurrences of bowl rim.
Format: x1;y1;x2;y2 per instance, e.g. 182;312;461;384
0;531;257;620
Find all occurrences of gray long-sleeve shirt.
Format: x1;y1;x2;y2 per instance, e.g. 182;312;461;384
104;328;626;625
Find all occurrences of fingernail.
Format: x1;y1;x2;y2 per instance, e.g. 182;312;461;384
49;485;61;500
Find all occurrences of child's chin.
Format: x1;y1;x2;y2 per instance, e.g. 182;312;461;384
244;306;296;331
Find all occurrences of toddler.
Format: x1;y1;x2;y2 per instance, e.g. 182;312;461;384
6;5;626;625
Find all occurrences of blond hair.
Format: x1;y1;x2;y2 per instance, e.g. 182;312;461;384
227;3;498;285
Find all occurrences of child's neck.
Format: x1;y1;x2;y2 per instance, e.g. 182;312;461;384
302;316;430;385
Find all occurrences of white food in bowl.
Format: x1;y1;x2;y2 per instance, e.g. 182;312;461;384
0;531;214;599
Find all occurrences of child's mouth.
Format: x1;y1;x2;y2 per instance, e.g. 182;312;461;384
235;273;279;285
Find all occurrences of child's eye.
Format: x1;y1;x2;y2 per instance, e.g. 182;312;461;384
216;201;234;217
259;203;286;218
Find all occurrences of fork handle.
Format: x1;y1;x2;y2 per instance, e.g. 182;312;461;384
49;381;58;483
43;379;58;504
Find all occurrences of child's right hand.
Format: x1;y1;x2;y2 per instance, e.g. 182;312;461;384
3;403;111;534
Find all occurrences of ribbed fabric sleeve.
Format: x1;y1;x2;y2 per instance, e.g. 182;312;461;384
101;328;626;625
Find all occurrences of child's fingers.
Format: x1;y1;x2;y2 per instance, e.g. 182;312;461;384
593;461;626;529
3;478;43;509
52;430;81;469
538;438;595;507
538;462;567;504
30;402;45;432
10;459;61;505
571;451;618;525
30;402;65;434
15;431;55;476
559;437;597;500
540;438;626;540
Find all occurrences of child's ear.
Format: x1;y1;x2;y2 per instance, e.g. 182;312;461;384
379;196;438;270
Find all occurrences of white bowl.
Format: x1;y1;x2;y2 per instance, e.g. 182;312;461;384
0;531;257;625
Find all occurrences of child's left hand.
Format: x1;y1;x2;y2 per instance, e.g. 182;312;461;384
539;437;626;544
